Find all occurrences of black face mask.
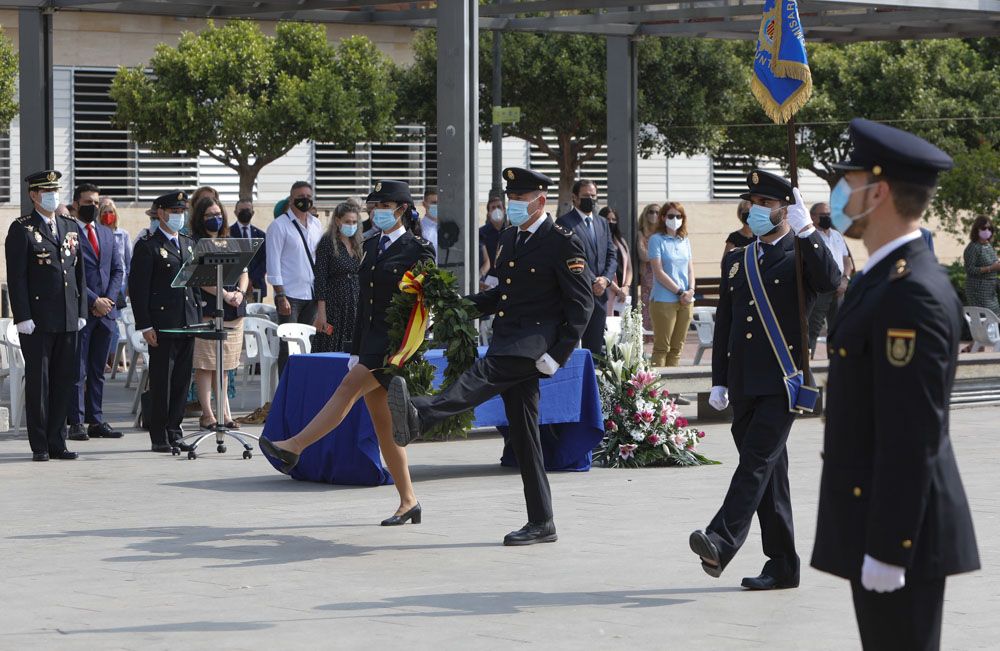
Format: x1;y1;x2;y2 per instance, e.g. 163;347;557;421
78;204;98;224
237;208;253;224
818;215;833;230
292;197;313;212
608;221;620;238
578;197;596;214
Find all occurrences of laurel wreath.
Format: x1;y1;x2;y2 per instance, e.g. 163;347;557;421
383;259;480;440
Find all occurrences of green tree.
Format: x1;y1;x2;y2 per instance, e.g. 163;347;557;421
0;28;18;132
111;20;397;200
933;143;1000;236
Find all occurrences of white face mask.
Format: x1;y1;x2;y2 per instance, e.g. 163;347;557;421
489;208;504;224
664;217;683;233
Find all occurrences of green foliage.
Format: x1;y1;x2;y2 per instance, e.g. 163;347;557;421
946;260;968;306
111;21;396;199
0;28;18;132
932;143;1000;237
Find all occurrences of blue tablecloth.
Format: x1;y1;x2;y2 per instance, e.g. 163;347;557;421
261;348;604;485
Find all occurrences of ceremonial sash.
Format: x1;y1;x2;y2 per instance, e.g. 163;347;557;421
744;242;819;413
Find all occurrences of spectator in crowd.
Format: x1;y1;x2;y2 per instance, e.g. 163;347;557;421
963;215;1000;315
313;203;362;353
420;188;439;259
99;198;131;372
920;225;937;258
266;181;322;374
229;199;267;300
55;204;71;220
724;200;755;253
601;206;632;316
67;183;124;441
637;203;661;333
479;191;507;290
135;206;159;243
190;196;248;430
648;202;695;367
808;201;853;355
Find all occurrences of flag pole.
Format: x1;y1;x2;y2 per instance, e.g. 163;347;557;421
787;117;813;389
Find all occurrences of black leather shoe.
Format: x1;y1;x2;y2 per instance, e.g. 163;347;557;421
387;376;421;447
689;530;724;578
88;422;123;438
381;503;422;526
503;521;558;546
32;453;50;462
259;437;299;474
51;450;79;460
67;424;89;441
151;444;172;453
741;573;799;590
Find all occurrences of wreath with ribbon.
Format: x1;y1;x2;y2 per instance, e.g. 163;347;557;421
382;259;480;440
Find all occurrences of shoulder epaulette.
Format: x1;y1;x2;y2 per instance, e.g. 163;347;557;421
553;223;573;238
141;232;153;241
414;235;430;246
16;214;32;224
889;258;911;282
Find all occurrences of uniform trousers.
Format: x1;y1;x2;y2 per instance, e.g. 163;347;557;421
20;331;78;455
411;355;552;523
580;302;607;359
706;394;799;580
147;335;194;446
851;578;945;651
69;317;115;425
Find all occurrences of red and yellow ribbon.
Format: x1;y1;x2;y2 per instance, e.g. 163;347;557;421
387;271;429;367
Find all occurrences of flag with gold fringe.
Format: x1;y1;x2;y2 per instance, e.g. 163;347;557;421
751;0;812;124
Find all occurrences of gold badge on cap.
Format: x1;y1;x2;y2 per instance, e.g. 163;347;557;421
46;171;56;182
374;182;382;192
751;172;759;185
506;170;515;180
886;328;916;367
177;192;184;201
872;165;882;176
729;261;740;279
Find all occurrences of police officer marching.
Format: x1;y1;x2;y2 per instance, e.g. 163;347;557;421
811;119;979;651
386;167;594;546
4;170;88;461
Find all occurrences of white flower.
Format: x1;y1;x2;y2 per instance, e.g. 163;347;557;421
629;427;645;442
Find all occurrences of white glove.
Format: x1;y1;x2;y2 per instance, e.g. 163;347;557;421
860;554;906;593
787;187;813;235
709;385;729;411
535;353;559;376
15;320;36;335
347;355;359;370
78;318;87;330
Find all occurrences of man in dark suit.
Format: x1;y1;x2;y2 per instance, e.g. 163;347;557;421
229;199;267;300
812;119;979;650
67;183;124;441
4;170;88;461
129;191;202;452
689;170;841;590
386;167;594;546
556;179;616;356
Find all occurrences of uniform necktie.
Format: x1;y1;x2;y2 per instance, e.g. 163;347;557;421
86;223;100;258
377;235;390;258
516;230;530;251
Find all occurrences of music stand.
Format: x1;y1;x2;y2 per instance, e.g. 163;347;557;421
165;237;263;460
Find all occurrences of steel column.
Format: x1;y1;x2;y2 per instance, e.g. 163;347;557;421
606;35;638;298
18;7;54;213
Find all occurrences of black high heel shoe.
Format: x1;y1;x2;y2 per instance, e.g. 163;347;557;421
259;437;300;475
381;503;422;526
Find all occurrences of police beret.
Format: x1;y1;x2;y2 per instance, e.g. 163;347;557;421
153;190;188;210
368;180;413;205
25;169;61;190
503;167;552;193
273;197;289;218
740;169;793;203
833;118;953;188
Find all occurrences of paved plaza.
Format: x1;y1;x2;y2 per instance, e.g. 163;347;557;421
1;377;996;650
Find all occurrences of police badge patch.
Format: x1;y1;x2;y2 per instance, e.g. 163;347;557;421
886;328;916;367
566;257;586;274
729;261;740;279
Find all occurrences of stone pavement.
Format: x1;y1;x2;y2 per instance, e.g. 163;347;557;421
0;374;996;650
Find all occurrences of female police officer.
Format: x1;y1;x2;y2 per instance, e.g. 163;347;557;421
260;180;435;526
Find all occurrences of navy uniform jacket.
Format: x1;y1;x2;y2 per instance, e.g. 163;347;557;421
128;229;202;332
468;216;594;366
228;222;267;297
80;222;124;326
351;230;435;359
712;230;840;397
556;209;616;306
811;238;979;580
5;211;88;332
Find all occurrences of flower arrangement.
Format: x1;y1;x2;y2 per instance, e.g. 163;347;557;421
594;307;718;468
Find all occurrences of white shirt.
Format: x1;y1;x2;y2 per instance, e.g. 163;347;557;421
265;210;323;300
862;230;923;275
817;228;851;274
420;216;439;259
378;224;406;249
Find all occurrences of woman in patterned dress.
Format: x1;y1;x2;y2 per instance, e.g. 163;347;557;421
312;203;362;353
963;215;1000;315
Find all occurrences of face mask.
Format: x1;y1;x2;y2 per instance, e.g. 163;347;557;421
340;223;358;238
507;197;537;227
664;217;682;233
818;215;833;230
204;216;223;233
428;204;439;220
608;221;620;238
747;204;779;237
578;197;596;214
292;197;313;213
165;212;186;233
78;204;98;224
100;212;115;226
830;178;879;235
373;208;398;231
980;229;992;241
40;192;59;213
489;208;505;224
237;208;253;224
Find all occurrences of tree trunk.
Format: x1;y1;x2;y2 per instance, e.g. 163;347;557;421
556;134;580;215
238;168;257;203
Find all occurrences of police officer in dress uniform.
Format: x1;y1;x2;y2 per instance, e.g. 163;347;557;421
811;119;979;651
4;170;88;461
386;167;594;545
689;170;841;589
128;191;202;452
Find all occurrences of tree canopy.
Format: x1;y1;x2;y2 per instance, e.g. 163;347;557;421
0;28;18;133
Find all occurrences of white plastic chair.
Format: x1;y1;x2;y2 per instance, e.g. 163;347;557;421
963;306;1000;352
126;325;150;423
277;322;315;356
690;306;717;365
0;317;10;388
244;316;280;407
241;329;259;387
109;315;129;380
3;320;26;432
246;302;278;322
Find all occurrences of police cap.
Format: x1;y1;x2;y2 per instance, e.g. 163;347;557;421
503;167;552;194
368;180;413;205
25;169;62;191
153;190;188;210
740;169;793;203
833;118;953;188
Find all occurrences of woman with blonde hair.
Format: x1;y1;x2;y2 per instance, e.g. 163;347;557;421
648;202;696;367
636;203;661;333
312;203;363;353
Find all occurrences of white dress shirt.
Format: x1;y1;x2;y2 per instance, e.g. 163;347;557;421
817;228;851;274
265;210;323;300
420;216;439;260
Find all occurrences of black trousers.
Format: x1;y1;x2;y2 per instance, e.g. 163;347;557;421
851;578;945;651
20;330;78;455
69;317;114;425
580;302;607;358
412;355;552;523
706;394;799;580
147;334;194;446
277;297;317;375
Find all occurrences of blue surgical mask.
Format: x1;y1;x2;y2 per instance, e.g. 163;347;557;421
373;208;398;231
166;212;186;233
40;191;59;213
428;204;438;219
204;216;223;233
340;223;358;237
507;198;536;227
747;204;778;237
830;178;879;234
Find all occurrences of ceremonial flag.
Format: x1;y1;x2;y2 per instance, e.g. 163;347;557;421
751;0;812;124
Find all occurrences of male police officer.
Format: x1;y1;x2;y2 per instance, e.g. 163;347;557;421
689;170;840;589
387;168;593;545
129;191;201;452
5;170;88;461
811;119;979;651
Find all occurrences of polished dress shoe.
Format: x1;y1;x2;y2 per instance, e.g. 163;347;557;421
151;444;172;453
259;437;299;474
67;423;89;441
88;422;123;439
689;530;724;578
741;573;799;590
387;376;421;447
503;521;558;546
381;503;422;526
32;452;50;462
50;450;79;460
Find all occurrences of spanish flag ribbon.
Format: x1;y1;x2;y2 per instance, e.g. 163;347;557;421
387;271;429;367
